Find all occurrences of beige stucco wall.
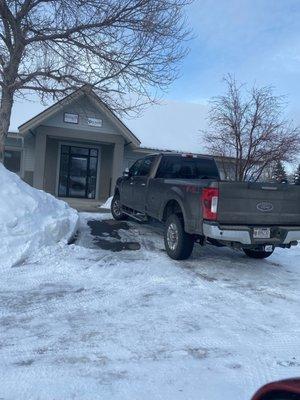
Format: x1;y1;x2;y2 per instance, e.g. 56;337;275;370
99;144;114;199
44;137;59;195
27;121;125;200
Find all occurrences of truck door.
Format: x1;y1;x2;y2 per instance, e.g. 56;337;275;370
132;156;156;212
120;159;143;208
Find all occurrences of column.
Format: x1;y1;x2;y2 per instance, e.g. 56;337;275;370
110;141;124;195
33;132;47;189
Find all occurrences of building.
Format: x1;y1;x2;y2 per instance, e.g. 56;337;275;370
4;86;234;207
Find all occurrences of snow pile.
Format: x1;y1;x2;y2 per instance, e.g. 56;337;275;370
0;164;78;269
100;196;113;209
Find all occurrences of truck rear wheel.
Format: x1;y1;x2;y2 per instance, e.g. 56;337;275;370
243;248;274;259
111;194;127;221
164;214;194;260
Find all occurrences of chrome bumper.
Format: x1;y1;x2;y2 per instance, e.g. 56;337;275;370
203;223;300;245
203;223;251;244
283;230;300;244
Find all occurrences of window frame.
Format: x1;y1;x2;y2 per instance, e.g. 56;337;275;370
4;147;23;176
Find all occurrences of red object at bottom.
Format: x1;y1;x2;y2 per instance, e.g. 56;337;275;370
251;378;300;400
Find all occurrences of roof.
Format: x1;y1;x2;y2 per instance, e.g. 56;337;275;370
18;86;140;146
133;146;236;162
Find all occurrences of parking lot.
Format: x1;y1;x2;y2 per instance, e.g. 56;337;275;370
1;212;300;400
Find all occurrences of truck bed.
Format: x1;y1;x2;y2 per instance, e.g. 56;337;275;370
217;181;300;226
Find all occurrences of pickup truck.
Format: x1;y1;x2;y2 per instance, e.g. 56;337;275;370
111;152;300;260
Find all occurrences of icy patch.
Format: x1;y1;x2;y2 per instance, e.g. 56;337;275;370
0;164;78;269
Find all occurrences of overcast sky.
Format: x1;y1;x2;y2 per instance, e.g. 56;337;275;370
10;0;300;153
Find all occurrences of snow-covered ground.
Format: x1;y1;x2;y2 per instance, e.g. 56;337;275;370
1;212;300;400
0;165;78;270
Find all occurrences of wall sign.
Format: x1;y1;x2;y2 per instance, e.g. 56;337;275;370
87;117;103;127
64;112;79;124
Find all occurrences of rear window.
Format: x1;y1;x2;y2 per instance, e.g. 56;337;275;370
156;156;219;180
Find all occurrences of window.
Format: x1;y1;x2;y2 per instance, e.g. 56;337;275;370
4;150;21;173
129;156;155;177
129;159;143;176
138;156;155;177
71;146;89;156
156;156;220;180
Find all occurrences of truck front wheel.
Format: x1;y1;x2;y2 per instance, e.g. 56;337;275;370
164;214;194;260
243;248;274;259
111;194;127;221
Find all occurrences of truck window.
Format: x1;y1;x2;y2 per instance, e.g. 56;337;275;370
129;156;155;177
138;156;155;177
156;156;220;179
129;159;143;176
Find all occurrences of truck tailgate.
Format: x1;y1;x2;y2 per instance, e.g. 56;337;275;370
217;181;300;226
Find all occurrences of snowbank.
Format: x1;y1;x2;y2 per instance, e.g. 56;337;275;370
0;164;78;269
100;196;112;210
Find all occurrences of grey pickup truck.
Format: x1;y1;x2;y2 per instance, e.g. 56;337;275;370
111;152;300;260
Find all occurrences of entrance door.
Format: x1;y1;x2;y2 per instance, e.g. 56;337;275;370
69;155;88;198
58;145;99;199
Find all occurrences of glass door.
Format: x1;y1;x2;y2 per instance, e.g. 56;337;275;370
58;145;99;199
69;156;88;198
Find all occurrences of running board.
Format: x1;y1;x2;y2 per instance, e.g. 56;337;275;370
122;209;148;222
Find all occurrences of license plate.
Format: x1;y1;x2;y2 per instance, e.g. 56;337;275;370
253;227;271;239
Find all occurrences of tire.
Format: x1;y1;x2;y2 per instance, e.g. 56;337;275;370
243;248;274;259
164;214;194;260
111;194;127;221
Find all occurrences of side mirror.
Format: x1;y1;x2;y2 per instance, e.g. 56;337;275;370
123;168;130;178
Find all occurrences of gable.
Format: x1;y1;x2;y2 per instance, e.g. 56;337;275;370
43;94;119;135
18;88;140;146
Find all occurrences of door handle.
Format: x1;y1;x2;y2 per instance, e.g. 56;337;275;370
141;183;146;186
130;182;134;185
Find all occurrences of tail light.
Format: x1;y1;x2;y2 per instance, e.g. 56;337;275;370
201;188;219;220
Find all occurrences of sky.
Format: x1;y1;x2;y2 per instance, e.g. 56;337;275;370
10;0;300;154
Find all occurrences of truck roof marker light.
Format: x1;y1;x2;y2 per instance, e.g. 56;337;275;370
182;153;197;158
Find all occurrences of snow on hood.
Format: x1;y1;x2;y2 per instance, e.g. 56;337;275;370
0;164;78;269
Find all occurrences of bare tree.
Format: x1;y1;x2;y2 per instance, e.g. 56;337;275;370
0;0;191;162
204;75;300;181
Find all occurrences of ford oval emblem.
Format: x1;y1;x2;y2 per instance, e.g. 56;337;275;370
256;201;274;212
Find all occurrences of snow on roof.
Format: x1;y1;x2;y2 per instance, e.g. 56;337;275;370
124;99;208;153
